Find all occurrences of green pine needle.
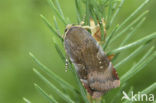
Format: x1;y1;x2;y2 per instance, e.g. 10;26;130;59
104;24;119;49
110;10;148;45
29;52;76;92
121;47;155;83
141;82;156;94
114;45;144;69
75;0;83;23
110;0;125;26
54;0;65;19
34;83;58;103
48;0;67;25
33;68;75;103
23;97;31;103
114;0;150;33
40;15;63;41
53;16;61;36
106;0;113;28
109;32;156;54
120;17;146;46
52;37;66;63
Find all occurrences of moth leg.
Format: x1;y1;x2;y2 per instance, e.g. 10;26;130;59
81;25;94;31
79;19;97;32
64;52;72;72
65;59;69;72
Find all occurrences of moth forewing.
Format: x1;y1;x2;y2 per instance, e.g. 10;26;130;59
64;26;120;98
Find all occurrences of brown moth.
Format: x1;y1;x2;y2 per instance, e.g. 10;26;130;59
64;25;120;98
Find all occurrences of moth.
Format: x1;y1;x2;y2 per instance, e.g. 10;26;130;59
64;25;120;98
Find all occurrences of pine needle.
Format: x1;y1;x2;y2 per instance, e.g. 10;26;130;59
121;47;156;83
34;83;58;103
29;52;76;92
23;98;31;103
109;32;156;54
33;68;75;103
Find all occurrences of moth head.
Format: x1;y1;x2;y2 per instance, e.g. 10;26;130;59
64;24;72;33
64;24;77;33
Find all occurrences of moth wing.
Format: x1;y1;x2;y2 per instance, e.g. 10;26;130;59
64;26;100;66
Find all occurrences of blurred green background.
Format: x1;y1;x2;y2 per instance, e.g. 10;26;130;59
0;0;156;103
